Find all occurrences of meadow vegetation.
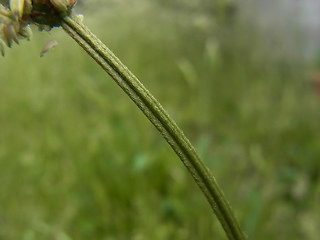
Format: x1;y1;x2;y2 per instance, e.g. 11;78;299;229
0;0;319;239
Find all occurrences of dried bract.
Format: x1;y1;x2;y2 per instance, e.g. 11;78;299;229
10;0;25;17
40;39;57;57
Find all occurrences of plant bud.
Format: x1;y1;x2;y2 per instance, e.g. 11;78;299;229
19;24;32;40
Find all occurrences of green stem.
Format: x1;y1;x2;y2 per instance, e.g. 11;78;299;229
61;15;246;240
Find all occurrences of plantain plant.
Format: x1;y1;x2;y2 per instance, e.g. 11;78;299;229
0;1;245;239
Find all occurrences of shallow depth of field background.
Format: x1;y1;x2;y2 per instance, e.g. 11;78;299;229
0;0;320;239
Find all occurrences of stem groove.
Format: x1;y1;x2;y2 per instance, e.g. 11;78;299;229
61;16;246;240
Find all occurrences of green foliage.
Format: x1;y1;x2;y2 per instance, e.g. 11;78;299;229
0;0;319;239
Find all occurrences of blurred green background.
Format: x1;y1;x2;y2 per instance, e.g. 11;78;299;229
1;0;320;239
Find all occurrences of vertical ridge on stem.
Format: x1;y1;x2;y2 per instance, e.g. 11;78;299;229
62;16;246;240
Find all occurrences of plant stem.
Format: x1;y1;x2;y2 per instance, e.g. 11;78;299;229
61;15;246;240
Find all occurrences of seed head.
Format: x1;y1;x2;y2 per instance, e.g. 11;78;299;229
0;0;77;55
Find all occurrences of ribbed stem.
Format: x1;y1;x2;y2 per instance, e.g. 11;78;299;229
61;15;246;240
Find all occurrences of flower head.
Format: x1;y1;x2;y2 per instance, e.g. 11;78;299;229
0;0;77;55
